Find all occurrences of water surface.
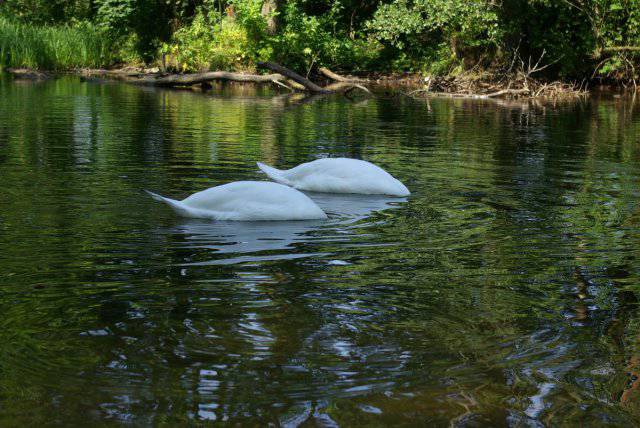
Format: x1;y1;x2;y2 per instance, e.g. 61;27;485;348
1;77;640;426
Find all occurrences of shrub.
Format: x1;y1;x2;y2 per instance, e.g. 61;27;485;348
268;1;382;73
163;11;252;72
366;0;502;74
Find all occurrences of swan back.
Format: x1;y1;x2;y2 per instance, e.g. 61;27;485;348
148;181;327;221
258;158;410;196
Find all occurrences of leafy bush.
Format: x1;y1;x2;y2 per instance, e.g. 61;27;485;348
164;11;252;72
366;0;502;74
94;0;176;61
268;1;382;73
0;0;93;24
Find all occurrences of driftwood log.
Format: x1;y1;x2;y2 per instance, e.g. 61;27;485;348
324;81;371;95
319;67;368;83
80;69;287;87
484;88;530;98
257;61;370;94
6;68;50;80
406;88;530;99
258;61;328;93
136;71;286;87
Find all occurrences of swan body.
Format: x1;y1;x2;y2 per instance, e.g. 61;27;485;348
257;158;410;196
146;181;327;221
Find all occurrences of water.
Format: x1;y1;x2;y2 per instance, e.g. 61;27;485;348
1;76;640;426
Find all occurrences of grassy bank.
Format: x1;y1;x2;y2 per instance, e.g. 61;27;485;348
0;18;115;71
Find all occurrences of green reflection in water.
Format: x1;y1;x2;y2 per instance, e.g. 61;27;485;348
1;76;640;425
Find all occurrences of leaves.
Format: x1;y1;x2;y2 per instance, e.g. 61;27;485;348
0;0;639;79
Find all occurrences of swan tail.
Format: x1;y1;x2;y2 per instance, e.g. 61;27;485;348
145;190;191;216
256;162;291;186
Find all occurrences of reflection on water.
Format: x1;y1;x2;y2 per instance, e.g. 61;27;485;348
1;75;640;425
168;193;403;265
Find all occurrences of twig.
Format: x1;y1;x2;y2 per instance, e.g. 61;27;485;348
271;79;294;91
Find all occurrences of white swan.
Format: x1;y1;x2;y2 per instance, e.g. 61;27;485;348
146;181;327;221
257;158;410;196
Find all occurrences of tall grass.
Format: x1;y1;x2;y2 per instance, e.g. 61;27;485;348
0;18;116;70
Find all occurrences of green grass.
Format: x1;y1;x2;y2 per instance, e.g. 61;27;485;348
0;18;115;71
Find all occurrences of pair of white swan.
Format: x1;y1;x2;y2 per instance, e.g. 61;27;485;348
148;158;409;221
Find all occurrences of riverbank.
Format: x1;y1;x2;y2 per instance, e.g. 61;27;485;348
0;16;632;101
3;1;640;99
5;64;603;100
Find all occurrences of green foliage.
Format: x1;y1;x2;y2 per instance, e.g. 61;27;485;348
94;0;175;60
95;0;136;34
164;11;251;72
367;0;502;74
271;3;340;71
591;0;640;80
228;0;272;61
269;1;382;72
0;17;116;70
0;0;94;24
0;0;639;80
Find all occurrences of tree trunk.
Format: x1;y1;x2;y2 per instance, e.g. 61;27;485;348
261;0;279;35
138;71;285;87
80;69;286;87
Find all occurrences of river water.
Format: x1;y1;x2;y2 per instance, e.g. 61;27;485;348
1;77;640;426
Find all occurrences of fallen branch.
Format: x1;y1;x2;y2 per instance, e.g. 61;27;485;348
79;68;291;90
135;71;286;87
417;91;488;99
485;88;530;98
318;67;367;83
258;61;328;93
284;79;307;91
601;46;640;54
404;69;586;100
6;68;50;80
258;61;371;95
271;79;294;91
79;69;146;80
324;81;371;94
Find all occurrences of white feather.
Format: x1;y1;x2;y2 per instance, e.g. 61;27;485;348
257;158;410;196
146;181;327;221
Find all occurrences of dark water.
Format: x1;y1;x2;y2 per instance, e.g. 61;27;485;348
1;77;640;426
